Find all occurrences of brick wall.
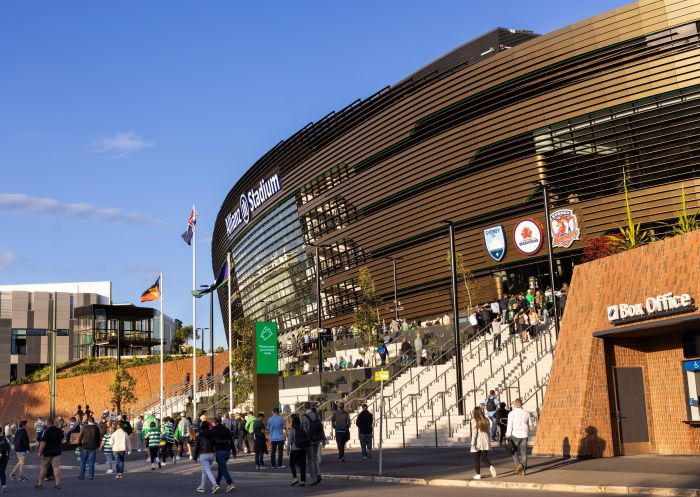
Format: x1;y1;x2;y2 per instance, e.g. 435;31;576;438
534;230;700;456
0;353;230;438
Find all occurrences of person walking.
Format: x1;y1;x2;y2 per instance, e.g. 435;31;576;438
35;418;62;490
33;418;45;446
470;407;496;480
301;402;323;486
135;416;144;453
414;333;423;366
355;403;373;460
211;416;235;493
267;408;286;468
287;414;307;487
252;413;267;469
78;417;101;480
494;402;510;446
0;430;11;493
484;390;500;441
505;398;533;476
237;414;249;454
160;417;175;466
144;420;161;470
110;421;131;479
10;420;29;482
177;414;193;460
331;402;350;462
99;423;115;474
194;421;219;494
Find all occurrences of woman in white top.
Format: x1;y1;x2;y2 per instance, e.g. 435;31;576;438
110;422;132;479
470;407;496;480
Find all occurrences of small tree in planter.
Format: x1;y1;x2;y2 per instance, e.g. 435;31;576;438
354;267;381;366
608;168;650;251
108;366;137;415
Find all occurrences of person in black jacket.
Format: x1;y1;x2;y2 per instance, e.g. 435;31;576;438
194;421;218;493
493;402;510;446
252;413;268;469
355;404;374;460
10;420;29;481
211;416;235;493
78;418;101;480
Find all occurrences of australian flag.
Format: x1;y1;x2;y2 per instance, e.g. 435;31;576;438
181;207;197;245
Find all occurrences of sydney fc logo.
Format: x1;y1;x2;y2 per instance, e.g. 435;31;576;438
483;225;506;261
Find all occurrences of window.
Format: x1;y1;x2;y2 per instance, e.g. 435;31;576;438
11;329;27;355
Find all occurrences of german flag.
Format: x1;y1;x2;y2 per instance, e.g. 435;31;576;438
140;276;161;302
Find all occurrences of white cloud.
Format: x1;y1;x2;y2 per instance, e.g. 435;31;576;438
0;250;19;271
0;193;160;225
92;131;154;159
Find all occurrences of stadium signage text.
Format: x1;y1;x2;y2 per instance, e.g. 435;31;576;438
225;174;281;237
607;292;694;324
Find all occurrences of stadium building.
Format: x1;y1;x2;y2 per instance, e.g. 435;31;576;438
213;0;700;337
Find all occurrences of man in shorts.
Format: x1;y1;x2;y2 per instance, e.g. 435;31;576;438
36;419;62;490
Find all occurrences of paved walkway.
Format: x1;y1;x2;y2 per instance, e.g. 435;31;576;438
229;447;700;495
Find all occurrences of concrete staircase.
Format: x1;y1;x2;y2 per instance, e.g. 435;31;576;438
322;324;557;448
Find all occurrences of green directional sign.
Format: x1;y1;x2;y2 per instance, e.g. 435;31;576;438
255;322;278;374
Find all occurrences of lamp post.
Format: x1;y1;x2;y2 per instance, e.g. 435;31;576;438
384;257;402;321
444;221;465;416
532;181;561;338
196;327;209;356
209;292;214;378
314;244;323;390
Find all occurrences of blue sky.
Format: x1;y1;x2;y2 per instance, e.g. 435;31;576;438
0;0;628;347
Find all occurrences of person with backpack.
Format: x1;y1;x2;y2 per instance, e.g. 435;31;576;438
301;402;324;486
252;412;268;469
0;430;11;493
10;420;29;482
144;421;161;470
286;414;307;486
484;390;500;441
470;407;496;480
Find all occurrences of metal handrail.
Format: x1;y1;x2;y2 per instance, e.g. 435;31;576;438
129;373;227;416
420;325;555;443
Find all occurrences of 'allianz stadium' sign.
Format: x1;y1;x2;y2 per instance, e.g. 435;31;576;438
225;174;281;237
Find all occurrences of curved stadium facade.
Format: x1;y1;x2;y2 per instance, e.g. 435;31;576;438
213;0;700;337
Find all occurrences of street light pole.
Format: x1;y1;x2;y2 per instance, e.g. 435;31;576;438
210;292;214;378
49;291;57;419
446;222;465;416
535;181;561;338
386;257;400;321
315;244;323;390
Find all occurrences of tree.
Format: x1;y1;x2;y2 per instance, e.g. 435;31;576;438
353;267;381;358
173;325;199;354
230;317;254;405
108;366;137;415
215;346;225;354
608;168;650;251
671;185;699;235
446;251;479;313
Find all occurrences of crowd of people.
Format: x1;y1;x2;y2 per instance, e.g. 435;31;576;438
0;391;537;492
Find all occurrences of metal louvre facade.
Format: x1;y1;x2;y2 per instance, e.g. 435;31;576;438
213;0;700;337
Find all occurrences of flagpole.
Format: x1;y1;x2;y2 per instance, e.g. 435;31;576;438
192;205;197;419
227;251;233;414
159;272;164;420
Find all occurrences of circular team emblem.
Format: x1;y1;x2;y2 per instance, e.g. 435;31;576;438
513;219;543;255
240;194;250;223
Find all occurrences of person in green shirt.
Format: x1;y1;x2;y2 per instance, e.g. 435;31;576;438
143;421;162;470
245;411;256;454
525;289;535;309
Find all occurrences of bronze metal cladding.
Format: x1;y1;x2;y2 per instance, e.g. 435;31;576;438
212;0;700;338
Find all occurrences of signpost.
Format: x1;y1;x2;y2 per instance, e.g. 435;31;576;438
374;369;389;475
255;322;278;374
